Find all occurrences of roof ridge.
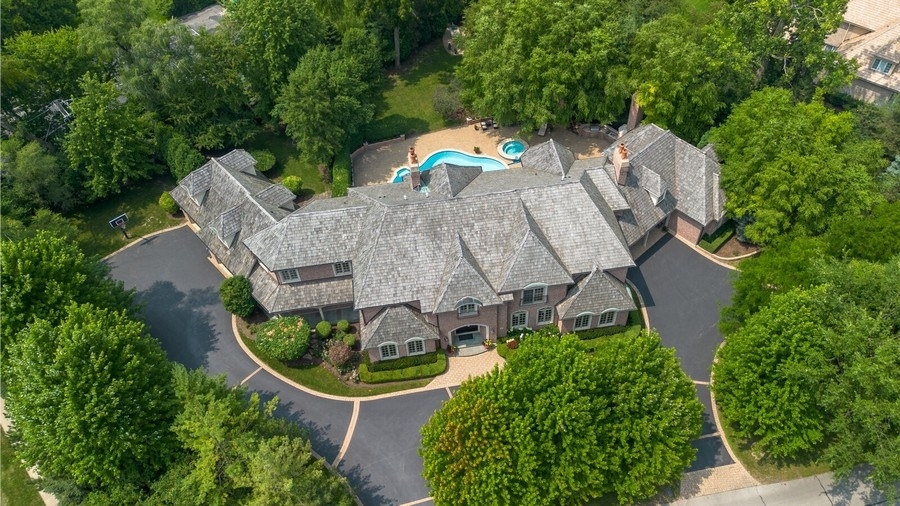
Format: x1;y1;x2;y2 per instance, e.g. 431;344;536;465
214;156;282;224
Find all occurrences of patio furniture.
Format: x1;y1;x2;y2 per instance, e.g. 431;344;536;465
537;123;548;136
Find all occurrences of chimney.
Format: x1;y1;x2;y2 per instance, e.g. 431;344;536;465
613;143;630;185
407;146;421;190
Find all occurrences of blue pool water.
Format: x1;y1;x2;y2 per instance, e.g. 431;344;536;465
502;140;527;157
393;149;507;183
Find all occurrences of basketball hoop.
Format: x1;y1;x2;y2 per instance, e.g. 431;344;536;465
108;213;130;239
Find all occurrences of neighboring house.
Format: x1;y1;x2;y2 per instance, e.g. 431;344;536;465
171;124;725;363
179;4;226;35
825;0;899;104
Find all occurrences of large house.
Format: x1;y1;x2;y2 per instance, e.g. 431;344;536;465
825;0;899;104
171;124;725;362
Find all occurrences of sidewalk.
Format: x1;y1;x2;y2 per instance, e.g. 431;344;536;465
667;469;897;506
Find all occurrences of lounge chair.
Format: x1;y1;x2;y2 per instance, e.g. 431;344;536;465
537;123;548;136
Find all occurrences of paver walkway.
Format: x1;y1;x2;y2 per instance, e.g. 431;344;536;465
427;350;503;391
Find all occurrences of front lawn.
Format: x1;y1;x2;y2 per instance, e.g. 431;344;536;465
69;174;184;258
1;429;43;506
361;41;462;142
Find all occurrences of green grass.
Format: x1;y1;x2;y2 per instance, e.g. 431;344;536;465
244;129;326;197
359;352;447;383
361;41;462;143
1;429;44;506
239;332;433;397
69;174;184;258
717;411;830;483
699;221;735;254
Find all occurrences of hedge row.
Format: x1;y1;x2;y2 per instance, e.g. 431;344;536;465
699;221;735;253
574;324;642;341
332;150;352;197
364;350;440;372
359;352;447;383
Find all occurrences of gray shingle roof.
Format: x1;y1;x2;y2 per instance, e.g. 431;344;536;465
249;267;353;314
169;150;292;276
426;164;483;197
498;205;573;292
360;305;441;349
431;234;504;313
556;269;636;319
520;139;575;177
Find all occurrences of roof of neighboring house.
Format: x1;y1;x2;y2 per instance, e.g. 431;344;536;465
556;268;636;319
843;0;899;31
838;22;900;93
179;4;226;34
170;150;294;276
360;305;441;349
600;124;725;244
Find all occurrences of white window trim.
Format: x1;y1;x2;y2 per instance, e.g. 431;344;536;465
573;313;592;331
872;57;895;74
379;342;399;360
278;268;301;284
457;303;478;317
333;261;352;276
405;338;426;356
511;310;528;329
536;307;554;325
521;283;548;305
597;310;617;327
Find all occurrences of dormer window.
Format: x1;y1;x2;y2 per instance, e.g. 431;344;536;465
278;268;300;283
521;284;547;305
333;261;352;276
456;297;481;317
872;58;895;74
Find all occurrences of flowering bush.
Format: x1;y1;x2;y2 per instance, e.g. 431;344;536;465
255;316;310;361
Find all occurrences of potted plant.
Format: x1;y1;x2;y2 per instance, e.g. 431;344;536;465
482;338;495;349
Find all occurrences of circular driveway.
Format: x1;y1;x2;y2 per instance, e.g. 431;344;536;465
108;227;738;503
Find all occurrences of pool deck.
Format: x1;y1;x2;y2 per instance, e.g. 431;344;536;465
352;124;612;187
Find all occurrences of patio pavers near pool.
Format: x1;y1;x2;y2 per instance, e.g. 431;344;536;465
352;124;612;186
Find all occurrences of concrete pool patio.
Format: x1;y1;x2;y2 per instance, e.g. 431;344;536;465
352;123;612;186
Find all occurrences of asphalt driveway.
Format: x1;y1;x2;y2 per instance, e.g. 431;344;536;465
628;234;736;471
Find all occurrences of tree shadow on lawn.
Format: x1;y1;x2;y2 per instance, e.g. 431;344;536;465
362;114;431;143
137;281;218;372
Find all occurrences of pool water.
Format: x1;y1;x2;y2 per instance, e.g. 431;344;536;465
393;149;507;183
502;140;526;157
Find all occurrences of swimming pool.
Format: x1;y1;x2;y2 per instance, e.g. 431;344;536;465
392;149;507;183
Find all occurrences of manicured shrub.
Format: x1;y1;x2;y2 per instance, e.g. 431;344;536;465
327;341;352;367
281;175;302;195
219;276;256;318
364;350;439;372
331;151;351;197
161;131;205;181
359;352;446;383
574;324;641;341
255;316;311;361
342;332;356;348
315;320;333;339
250;150;276;172
336;319;350;332
158;191;179;215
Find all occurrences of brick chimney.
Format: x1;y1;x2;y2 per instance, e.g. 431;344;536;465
612;143;630;185
407;146;421;190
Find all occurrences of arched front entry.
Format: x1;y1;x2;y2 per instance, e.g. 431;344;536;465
449;324;489;350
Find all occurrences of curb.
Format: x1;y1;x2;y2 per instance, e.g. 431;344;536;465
101;222;188;261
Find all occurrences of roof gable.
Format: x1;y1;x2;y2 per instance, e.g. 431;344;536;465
499;205;573;292
431;234;503;313
556;269;636;319
360;305;440;349
520;139;575;177
427;164;483;197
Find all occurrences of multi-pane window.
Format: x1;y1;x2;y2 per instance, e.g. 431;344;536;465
380;343;399;360
511;311;528;329
457;303;477;316
537;307;553;325
333;261;352;276
597;311;616;326
278;268;300;283
406;339;425;356
872;58;895;74
521;286;546;305
574;314;591;330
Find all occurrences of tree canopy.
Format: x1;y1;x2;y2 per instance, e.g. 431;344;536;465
4;303;178;488
420;332;701;505
710;87;882;245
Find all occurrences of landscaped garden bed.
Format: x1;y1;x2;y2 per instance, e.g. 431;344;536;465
235;315;439;396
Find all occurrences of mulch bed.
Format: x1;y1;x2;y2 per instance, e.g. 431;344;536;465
714;235;759;258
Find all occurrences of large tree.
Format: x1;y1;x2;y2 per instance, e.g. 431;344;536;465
274;31;380;164
0;0;77;42
457;0;667;130
226;0;324;117
0;230;133;352
4;303;178;488
629;14;754;144
64;74;159;201
710;87;882;245
0;138;77;218
420;332;701;505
